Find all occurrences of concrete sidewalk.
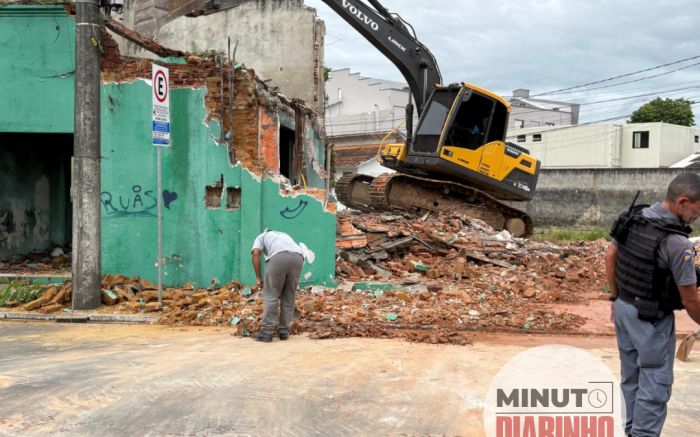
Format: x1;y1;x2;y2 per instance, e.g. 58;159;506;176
0;322;698;436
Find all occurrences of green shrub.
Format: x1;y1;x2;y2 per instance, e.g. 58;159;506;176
533;227;611;243
0;280;45;307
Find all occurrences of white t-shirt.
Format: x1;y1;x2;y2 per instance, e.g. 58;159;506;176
251;230;303;261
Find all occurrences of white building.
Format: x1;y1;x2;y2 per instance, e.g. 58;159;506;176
325;68;415;147
508;89;580;130
509;123;700;168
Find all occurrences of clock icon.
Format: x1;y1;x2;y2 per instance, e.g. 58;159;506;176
588;389;608;409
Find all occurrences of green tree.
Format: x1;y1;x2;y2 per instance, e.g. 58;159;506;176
628;97;695;126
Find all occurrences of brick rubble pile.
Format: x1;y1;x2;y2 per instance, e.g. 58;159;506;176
2;211;614;344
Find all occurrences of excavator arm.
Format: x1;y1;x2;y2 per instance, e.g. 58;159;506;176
319;0;441;115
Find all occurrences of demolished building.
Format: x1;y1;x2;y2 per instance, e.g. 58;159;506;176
0;4;336;287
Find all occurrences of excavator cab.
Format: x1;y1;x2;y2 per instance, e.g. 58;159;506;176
380;83;540;201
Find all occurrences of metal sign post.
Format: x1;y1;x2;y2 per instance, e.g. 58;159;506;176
152;64;170;305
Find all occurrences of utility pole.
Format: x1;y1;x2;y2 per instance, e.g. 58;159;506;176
72;0;102;310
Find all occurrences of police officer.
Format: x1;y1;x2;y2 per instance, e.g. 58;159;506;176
251;229;305;342
606;173;700;436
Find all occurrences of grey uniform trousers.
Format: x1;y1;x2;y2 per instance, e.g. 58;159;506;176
614;299;675;437
261;251;304;336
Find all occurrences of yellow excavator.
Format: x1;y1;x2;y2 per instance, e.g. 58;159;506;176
324;0;540;237
188;0;540;236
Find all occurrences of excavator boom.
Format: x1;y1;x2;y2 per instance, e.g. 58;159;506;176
320;0;441;115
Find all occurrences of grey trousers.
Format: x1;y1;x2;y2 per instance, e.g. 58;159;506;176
261;251;304;336
614;299;675;437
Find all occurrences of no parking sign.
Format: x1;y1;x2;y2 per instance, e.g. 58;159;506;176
152;64;170;146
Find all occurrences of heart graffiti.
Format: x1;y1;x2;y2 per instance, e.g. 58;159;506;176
163;190;178;209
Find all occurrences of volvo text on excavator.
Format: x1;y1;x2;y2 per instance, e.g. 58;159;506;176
324;0;540;237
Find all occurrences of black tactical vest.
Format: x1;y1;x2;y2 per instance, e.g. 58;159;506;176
614;208;691;311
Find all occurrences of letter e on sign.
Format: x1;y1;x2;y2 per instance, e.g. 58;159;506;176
152;64;170;147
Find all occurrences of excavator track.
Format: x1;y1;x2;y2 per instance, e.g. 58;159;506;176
368;173;533;237
335;173;376;212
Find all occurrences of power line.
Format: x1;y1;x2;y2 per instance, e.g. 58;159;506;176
505;86;700;121
537;61;700;97
530;54;700;97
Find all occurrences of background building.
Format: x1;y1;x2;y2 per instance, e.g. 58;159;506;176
508;89;580;130
510;123;700;168
325;68;415;148
118;0;326;112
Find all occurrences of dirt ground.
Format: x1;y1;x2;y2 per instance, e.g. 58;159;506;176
0;321;698;436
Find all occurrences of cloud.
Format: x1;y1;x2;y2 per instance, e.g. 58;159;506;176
305;0;700;123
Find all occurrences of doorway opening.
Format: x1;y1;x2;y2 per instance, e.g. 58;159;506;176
279;126;295;183
0;132;72;272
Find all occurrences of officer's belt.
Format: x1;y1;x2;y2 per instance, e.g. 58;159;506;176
617;290;637;305
618;289;674;316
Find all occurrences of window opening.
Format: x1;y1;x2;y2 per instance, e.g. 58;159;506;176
413;89;454;153
226;187;241;211
633;131;649;149
279;126;295;181
205;175;224;209
444;93;498;150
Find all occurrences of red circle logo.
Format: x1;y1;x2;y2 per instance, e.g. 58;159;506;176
154;69;168;103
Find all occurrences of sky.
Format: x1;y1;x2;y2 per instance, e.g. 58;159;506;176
303;0;700;124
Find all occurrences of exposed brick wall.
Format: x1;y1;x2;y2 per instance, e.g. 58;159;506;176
100;25;325;182
231;68;263;174
258;108;279;172
102;28;211;87
102;28;261;172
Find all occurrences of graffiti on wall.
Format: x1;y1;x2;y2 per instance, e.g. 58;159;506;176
280;199;308;220
163;190;178;209
101;185;178;218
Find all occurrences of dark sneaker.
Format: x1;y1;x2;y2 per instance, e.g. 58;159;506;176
279;333;289;341
254;332;272;342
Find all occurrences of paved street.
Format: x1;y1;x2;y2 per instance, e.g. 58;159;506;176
0;321;698;436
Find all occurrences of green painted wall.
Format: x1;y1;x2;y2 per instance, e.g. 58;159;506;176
0;6;74;257
0;6;75;133
1;6;336;285
101;81;336;287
